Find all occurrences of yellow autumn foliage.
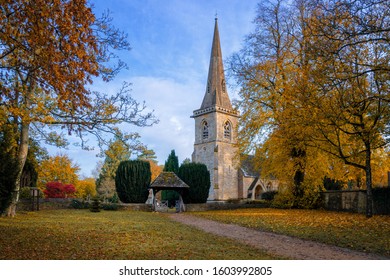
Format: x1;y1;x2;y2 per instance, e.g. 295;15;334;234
75;178;97;199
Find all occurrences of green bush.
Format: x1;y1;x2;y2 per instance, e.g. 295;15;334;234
90;196;101;212
178;162;210;204
19;187;32;199
373;187;390;214
102;203;119;211
71;199;90;209
261;191;278;201
115;160;151;203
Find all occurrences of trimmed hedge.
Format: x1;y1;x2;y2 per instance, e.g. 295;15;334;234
373;187;390;214
178;162;210;203
115;160;151;203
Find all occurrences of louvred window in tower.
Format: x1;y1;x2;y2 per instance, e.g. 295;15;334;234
224;120;231;139
202;120;209;139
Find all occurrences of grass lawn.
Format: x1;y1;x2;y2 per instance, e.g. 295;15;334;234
0;209;277;260
189;208;390;257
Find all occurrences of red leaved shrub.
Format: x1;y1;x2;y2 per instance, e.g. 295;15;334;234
44;181;76;198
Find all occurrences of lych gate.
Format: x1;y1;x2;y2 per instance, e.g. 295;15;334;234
148;172;189;212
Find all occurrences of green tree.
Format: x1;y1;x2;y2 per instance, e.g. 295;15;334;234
0;0;157;216
178;163;210;203
162;150;179;206
137;147;158;163
115;160;151;203
0;121;19;215
163;150;179;173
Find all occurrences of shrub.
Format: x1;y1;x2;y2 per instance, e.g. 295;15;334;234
178;162;210;204
271;187;295;209
261;191;278;201
323;176;344;190
102;203;119;211
43;181;76;198
19;187;32;199
90;196;101;212
71;199;90;209
372;187;390;214
271;182;323;209
115;160;151;203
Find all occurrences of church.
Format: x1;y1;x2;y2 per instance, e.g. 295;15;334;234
191;18;278;201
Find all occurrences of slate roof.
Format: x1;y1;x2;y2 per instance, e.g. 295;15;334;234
240;155;260;177
149;172;189;190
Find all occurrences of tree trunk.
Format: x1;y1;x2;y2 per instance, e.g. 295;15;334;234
5;122;30;217
365;146;373;218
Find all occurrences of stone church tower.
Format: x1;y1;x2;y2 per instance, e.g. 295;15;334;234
192;18;240;201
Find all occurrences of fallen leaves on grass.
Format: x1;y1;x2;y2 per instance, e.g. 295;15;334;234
0;209;276;260
190;208;390;257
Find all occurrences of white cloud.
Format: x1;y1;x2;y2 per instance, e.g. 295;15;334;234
129;75;203;164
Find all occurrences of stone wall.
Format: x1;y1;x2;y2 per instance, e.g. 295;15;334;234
185;201;268;212
17;198;152;212
321;189;390;214
321;190;367;214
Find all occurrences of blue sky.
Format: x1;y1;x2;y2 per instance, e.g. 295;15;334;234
51;0;259;177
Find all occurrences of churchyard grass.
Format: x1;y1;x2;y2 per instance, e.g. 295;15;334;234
189;208;390;257
0;209;277;260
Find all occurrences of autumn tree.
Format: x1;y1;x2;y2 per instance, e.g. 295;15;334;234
37;154;80;193
230;0;389;215
95;134;142;199
137;147;161;181
298;0;390;217
75;178;97;199
148;160;162;182
0;0;157;216
137;147;158;163
229;0;321;206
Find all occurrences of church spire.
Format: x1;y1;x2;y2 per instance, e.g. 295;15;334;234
200;18;233;110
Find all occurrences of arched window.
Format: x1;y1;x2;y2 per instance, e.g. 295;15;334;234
223;121;231;139
202;121;209;139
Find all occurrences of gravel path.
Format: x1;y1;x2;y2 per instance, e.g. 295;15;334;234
168;214;386;260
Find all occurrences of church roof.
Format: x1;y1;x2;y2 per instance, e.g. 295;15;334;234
200;18;233;111
149;172;190;190
240;155;260;177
